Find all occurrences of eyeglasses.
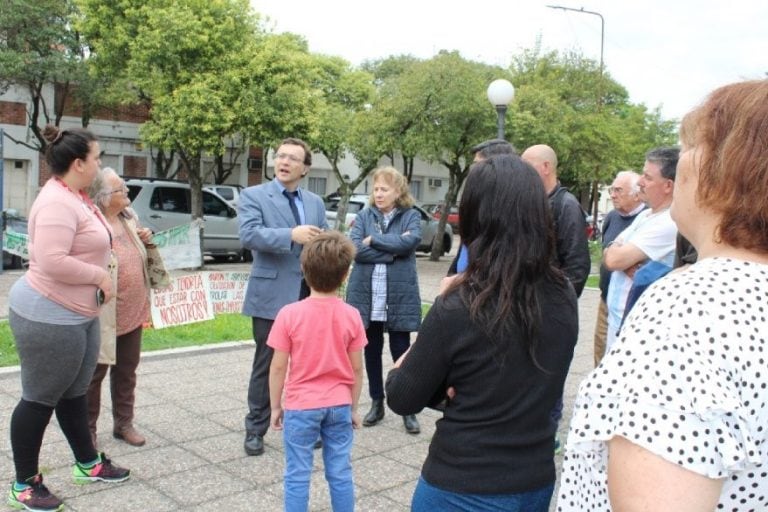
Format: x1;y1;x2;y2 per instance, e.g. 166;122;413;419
608;186;625;195
274;152;304;164
110;186;129;195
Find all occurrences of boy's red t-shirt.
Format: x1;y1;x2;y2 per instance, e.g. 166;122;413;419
268;296;367;410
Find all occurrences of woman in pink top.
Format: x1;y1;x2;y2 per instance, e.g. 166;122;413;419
7;126;130;512
86;167;163;448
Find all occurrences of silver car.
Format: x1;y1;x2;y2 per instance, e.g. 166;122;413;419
126;178;244;261
325;195;453;254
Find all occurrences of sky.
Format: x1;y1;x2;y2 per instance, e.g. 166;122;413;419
250;0;767;121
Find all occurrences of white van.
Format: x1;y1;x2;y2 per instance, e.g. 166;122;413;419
204;184;242;207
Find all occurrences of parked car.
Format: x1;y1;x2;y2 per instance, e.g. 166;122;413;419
325;195;453;254
430;204;460;231
126;178;244;261
585;213;605;241
2;209;28;270
204;184;243;207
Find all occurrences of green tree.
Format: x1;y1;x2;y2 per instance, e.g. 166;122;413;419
78;0;266;263
307;54;375;231
508;47;677;221
361;55;425;181
78;0;316;222
378;51;504;260
0;0;106;151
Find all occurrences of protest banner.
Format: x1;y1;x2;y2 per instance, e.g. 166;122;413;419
150;272;214;328
2;222;203;270
205;271;248;314
153;220;203;270
2;230;29;259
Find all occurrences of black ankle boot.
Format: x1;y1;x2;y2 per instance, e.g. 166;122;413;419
403;414;420;434
363;399;385;426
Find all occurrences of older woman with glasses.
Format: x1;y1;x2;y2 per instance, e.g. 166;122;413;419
86;167;167;448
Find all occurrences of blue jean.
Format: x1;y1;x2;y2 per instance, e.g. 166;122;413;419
283;406;354;512
412;476;553;512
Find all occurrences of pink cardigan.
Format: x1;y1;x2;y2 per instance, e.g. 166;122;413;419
25;179;112;317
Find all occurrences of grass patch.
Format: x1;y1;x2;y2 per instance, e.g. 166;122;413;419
586;274;599;289
589;240;603;267
0;314;252;368
0;320;16;367
0;305;437;368
141;314;251;351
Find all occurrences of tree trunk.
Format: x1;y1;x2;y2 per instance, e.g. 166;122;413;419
180;149;205;269
334;185;353;232
429;179;458;261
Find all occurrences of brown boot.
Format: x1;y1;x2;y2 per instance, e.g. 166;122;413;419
113;426;146;447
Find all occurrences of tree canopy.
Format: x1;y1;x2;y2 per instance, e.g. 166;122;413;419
0;0;109;150
4;0;679;262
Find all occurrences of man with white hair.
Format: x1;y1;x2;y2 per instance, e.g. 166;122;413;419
593;171;645;366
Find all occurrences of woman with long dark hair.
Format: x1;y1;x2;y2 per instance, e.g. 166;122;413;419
386;154;578;511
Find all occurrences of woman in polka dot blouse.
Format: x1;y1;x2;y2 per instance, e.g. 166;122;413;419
557;79;768;511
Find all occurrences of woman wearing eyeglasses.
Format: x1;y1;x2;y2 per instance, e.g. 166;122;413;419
85;167;168;449
346;166;423;435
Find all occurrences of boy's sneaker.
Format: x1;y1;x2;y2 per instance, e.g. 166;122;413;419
72;452;130;484
7;474;63;512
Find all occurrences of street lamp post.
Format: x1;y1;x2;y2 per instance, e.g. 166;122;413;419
547;4;604;238
486;79;515;140
547;5;603;92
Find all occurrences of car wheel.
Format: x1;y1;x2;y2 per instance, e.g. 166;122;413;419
241;249;253;263
442;234;452;255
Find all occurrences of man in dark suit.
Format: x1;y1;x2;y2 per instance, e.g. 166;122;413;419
238;138;328;456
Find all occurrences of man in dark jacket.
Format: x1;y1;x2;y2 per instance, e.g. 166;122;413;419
521;144;590;453
521;144;590;297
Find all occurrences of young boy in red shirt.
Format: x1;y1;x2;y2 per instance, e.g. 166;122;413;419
268;231;367;511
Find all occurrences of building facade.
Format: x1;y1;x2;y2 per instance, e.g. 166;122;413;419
2;83;457;215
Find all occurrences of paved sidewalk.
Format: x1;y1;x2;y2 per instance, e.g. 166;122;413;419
0;249;598;511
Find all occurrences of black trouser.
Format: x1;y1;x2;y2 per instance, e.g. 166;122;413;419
244;317;275;437
364;322;411;400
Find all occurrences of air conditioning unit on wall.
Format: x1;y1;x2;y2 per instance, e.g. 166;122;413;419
428;178;443;188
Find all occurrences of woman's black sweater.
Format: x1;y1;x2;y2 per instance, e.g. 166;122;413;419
386;279;578;494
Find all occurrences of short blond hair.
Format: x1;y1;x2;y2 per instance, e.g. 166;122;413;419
368;166;414;208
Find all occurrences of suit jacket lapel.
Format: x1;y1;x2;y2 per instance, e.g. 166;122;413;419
267;180;296;227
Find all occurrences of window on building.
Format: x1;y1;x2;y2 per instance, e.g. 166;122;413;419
410;180;422;201
308;177;327;196
101;154;120;172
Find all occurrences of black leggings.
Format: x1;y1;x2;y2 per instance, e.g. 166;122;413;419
11;396;98;482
